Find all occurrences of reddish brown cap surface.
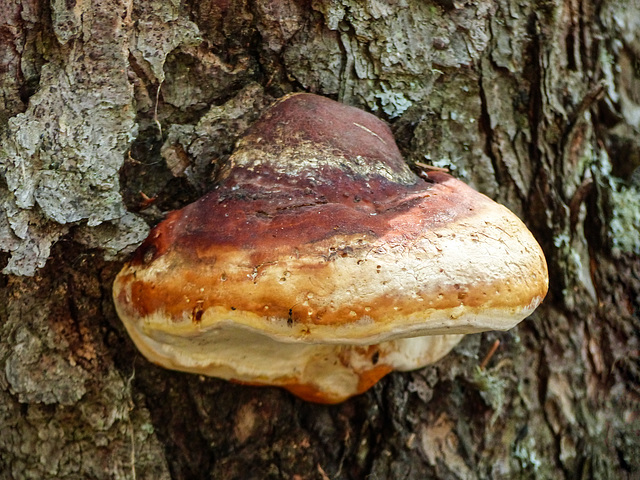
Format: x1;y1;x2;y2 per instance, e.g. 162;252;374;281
113;93;548;403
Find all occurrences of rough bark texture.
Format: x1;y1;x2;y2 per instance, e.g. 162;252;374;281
0;0;638;479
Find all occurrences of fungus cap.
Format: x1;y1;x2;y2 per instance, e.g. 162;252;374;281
113;93;548;403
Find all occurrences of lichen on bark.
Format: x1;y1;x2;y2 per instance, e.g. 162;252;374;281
286;1;492;117
0;0;137;275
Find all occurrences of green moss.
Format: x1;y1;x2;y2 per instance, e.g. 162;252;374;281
513;438;542;472
595;149;640;255
609;183;640;255
140;422;155;435
553;233;584;273
471;366;507;422
372;84;413;117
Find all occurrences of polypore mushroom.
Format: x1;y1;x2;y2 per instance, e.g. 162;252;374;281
113;93;548;403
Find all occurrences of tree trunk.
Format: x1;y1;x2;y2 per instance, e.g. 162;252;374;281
1;0;638;479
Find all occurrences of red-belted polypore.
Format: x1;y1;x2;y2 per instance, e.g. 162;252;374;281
113;93;548;403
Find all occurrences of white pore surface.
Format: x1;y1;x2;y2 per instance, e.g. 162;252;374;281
121;314;465;402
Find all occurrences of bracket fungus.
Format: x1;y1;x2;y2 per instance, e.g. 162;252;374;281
113;93;548;403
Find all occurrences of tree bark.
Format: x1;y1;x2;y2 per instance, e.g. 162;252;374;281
1;0;639;479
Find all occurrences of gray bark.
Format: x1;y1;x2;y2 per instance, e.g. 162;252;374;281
0;0;638;479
